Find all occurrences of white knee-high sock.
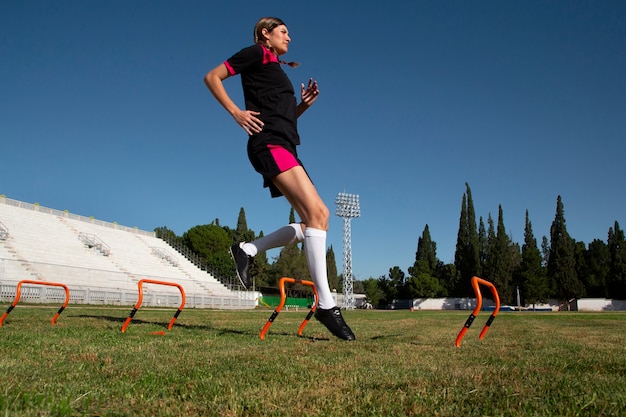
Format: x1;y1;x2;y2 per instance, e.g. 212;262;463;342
304;227;336;310
241;223;304;257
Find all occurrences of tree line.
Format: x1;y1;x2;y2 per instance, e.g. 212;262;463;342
156;183;626;306
156;207;340;295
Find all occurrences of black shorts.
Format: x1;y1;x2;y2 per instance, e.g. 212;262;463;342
248;143;305;198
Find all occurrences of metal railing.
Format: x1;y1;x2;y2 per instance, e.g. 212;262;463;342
0;221;8;241
78;232;111;256
155;231;241;290
0;258;256;309
0;281;254;309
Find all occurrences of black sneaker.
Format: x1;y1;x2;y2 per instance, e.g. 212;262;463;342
314;307;356;340
229;243;252;289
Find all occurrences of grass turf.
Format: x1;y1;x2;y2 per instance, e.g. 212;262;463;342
0;307;624;416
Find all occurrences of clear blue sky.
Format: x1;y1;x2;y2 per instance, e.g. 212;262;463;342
2;1;625;280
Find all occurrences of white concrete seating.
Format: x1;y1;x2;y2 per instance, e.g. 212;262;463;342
0;200;236;299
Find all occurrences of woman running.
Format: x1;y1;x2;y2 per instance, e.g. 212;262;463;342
204;17;355;340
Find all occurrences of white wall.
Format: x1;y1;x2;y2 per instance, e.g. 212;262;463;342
577;298;626;311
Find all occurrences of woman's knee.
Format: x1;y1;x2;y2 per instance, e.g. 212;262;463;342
308;203;329;230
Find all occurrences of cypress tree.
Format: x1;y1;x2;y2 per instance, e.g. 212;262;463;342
406;225;444;298
478;216;488;274
547;196;584;303
483;207;514;304
516;210;549;307
493;205;514;304
482;214;495;280
541;236;550;268
234;207;254;243
454;183;480;296
466;184;481;278
413;224;437;274
584;239;609;297
326;245;339;292
607;221;626;299
573;240;588;297
454;193;468;275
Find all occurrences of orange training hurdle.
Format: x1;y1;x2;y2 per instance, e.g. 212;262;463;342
0;279;70;326
121;279;186;333
455;276;501;347
260;277;318;340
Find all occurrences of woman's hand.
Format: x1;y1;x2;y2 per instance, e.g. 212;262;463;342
301;78;319;107
233;109;264;135
297;78;319;117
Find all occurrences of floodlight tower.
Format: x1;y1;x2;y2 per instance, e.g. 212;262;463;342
335;192;360;310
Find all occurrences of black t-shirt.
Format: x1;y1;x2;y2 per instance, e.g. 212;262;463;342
225;45;300;152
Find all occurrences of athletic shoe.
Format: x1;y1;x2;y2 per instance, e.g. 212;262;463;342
229;243;252;289
314;306;356;340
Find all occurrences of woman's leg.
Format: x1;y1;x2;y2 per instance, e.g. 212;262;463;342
230;223;304;289
271;166;328;231
272;167;356;340
272;166;333;305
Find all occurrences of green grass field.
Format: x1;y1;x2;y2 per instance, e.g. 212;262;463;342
0;305;624;416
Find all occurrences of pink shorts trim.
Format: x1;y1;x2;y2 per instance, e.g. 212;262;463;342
268;144;299;172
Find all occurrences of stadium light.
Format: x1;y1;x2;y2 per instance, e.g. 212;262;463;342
335;192;360;310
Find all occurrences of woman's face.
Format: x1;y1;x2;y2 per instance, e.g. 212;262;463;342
264;24;291;55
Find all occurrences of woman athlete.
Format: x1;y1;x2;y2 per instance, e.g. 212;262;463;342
204;17;355;340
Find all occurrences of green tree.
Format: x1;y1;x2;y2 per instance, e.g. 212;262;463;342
454;183;480;296
362;277;383;307
482;214;496;277
234;207;255;244
515;210;549;307
607;221;626;299
573;240;588;297
407;225;443;298
547;196;584;302
482;206;514;304
154;226;180;245
377;267;406;305
182;223;232;279
541;236;550;268
436;263;459;297
388;266;407;299
478;216;488;273
583;239;609;297
376;275;393;307
406;272;445;298
413;224;438;274
250;230;271;288
270;243;307;284
326;245;339;292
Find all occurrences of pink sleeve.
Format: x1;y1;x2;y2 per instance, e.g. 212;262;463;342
224;60;236;76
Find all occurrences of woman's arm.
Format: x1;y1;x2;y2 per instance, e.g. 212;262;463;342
204;64;264;134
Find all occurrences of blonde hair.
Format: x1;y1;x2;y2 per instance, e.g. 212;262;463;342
253;17;286;44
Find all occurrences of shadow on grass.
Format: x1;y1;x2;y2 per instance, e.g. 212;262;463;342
370;334;404;340
68;314;366;342
73;314;212;332
71;314;321;339
261;330;332;342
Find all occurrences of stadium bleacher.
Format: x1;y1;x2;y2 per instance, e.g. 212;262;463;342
0;196;255;309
